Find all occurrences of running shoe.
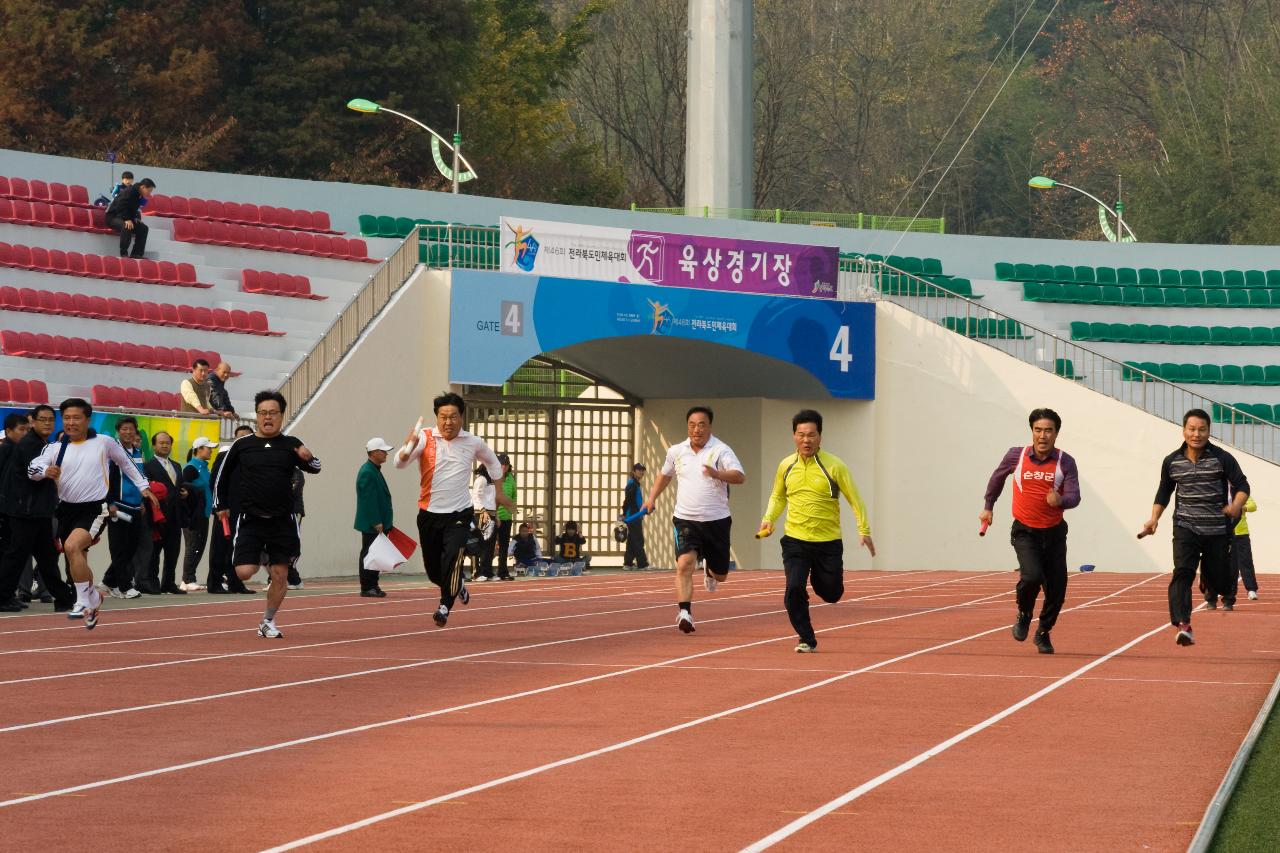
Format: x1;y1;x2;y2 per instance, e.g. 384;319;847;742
794;642;816;654
1249;590;1259;600
459;583;470;606
499;575;515;582
473;575;489;583
1033;631;1054;654
122;588;141;600
433;605;449;627
257;620;283;639
66;603;85;620
1224;601;1235;611
1175;623;1195;646
1205;599;1217;610
84;589;102;631
287;582;303;590
703;564;718;593
677;609;695;633
108;587;127;599
1012;612;1031;642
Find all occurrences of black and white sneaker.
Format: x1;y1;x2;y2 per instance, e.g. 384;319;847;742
677;609;695;633
459;583;470;606
67;603;86;620
1175;623;1195;646
703;561;718;593
433;605;449;627
84;589;103;631
257;620;283;639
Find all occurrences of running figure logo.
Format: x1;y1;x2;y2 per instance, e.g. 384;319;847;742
505;222;540;272
629;233;666;283
648;299;673;334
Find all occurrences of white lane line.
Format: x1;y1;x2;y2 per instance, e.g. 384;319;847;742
253;573;1160;852
0;572;992;731
741;627;1171;850
0;576;1012;807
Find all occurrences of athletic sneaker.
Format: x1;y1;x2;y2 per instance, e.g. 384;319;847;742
1205;599;1217;609
433;605;449;627
459;583;470;606
287;581;303;590
795;642;817;654
1176;623;1195;646
677;609;695;633
703;564;718;593
1012;612;1031;642
1249;590;1259;600
84;589;102;631
66;603;85;620
1224;601;1235;611
108;587;127;599
1033;631;1054;654
473;575;489;583
257;620;283;639
122;588;141;600
499;575;515;582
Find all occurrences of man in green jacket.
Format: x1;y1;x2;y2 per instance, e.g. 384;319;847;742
355;438;395;598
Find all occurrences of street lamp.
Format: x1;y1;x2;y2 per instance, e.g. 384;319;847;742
1028;175;1137;242
347;98;477;194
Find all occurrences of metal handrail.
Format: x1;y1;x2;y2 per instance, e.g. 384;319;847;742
841;258;1280;465
279;227;421;422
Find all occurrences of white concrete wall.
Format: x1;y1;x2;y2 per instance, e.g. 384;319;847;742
287;269;451;577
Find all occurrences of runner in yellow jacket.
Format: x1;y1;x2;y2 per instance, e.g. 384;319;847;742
757;409;874;653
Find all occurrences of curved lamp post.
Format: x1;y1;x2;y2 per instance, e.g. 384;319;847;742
347;98;477;194
1029;175;1137;242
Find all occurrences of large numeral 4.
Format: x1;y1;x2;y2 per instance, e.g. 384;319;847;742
829;325;852;373
504;302;522;335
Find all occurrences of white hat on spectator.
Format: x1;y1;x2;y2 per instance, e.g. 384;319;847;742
192;436;216;450
366;437;394;453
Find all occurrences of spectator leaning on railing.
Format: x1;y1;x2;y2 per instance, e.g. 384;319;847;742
180;359;213;415
209;362;236;417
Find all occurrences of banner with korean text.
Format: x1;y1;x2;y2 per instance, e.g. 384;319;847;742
499;217;839;299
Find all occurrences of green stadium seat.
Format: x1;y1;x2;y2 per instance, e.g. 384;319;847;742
1250;289;1272;307
1144;288;1167;306
1022;282;1043;301
1206;289;1228;307
1243;365;1266;385
942;317;962;333
1034;264;1054;282
1221;365;1244;384
1247;403;1272;422
1146;324;1170;343
1169;327;1190;344
1211;403;1228;422
1122;361;1144;381
1245;270;1266;288
1087;321;1109;340
995;262;1015;281
1121;286;1144;305
1251;327;1274;345
1138;267;1159;286
1095;266;1118;285
375;215;396;238
1265;365;1280;385
922;257;943;276
890;255;923;275
1159;269;1180;286
1106;323;1130;341
998;319;1025;339
1228;326;1251;345
1042;283;1066;302
1071;321;1091;340
1199;364;1222;384
1117;268;1139;286
1184;288;1206;306
1225;270;1246;289
1014;263;1036;281
1178;364;1202;383
1140;361;1161;379
1073;265;1096;284
1054;358;1076;379
394;217;415;238
1227;290;1250;307
1077;284;1102;303
1156;362;1177;381
1210;326;1232;345
1188;326;1210;344
1203;270;1225;289
357;213;379;236
1267;270;1280;287
1163;288;1185;306
1272;405;1280;423
1127;323;1149;342
1099;285;1122;304
941;278;975;298
1180;269;1202;287
1053;264;1075;283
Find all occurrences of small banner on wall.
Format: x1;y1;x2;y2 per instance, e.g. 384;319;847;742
499;216;839;300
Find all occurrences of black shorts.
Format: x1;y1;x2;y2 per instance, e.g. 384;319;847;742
673;516;732;573
232;515;300;568
56;501;109;545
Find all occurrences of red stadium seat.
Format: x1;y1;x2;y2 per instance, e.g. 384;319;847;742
211;307;233;330
191;306;215;330
177;263;197;286
120;257;142;281
349;238;371;260
0;330;22;354
177;305;198;327
295;232;317;255
0;378;10;401
10;178;29;198
53;335;74;360
48;249;68;273
240;269;262;293
29;247;50;269
143;302;163;324
34;333;54;356
84;254;105;277
310;210;332;232
70;292;92;316
248;311;271;335
160;303;180;326
170;218;191;241
89;207;109;231
102;255;123;278
125;388;145;408
18;288;39;311
0;198;12;220
0;242;11;266
119;342;143;368
141;390;162;409
29;180;50;201
206;200;227;221
32;202;53;226
52;204;73;229
92;384;112;406
54;292;74;316
28;379;48;403
158;261;179;284
191;220;213;243
239;203;261;225
69;185;90;206
69;206;90;230
67;251;87;276
0;286;18;309
49;182;70;204
272;230;295;253
104;340;124;364
138;259;161;283
187;198;209;219
9;379;30;403
0;176;10;196
11;200;32;223
136;345;158;369
87;339;107;363
294;275;316;297
169;196;190;217
125;300;146;323
229;309;251;331
38;291;57;314
146;194;171;215
71;337;90;362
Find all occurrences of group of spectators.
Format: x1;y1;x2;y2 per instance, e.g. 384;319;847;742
0;401;304;613
103;171;156;258
179;359;237;417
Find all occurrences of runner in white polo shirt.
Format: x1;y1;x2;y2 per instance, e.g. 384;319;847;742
642;405;746;633
396;391;514;627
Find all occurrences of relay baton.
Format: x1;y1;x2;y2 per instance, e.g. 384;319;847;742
622;507;649;524
221;515;231;537
979;520;989;537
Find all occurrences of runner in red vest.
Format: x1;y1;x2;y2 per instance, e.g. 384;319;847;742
980;408;1081;654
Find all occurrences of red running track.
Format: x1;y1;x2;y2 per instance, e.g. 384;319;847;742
0;570;1275;852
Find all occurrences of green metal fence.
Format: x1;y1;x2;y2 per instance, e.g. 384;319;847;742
630;205;945;234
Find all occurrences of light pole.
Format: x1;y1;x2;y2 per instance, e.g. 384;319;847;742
1028;175;1137;242
347;98;477;194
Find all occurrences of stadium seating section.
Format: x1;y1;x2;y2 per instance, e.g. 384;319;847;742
1022;281;1278;307
941;317;1028;339
848;251;979;299
1120;360;1280;386
0;176;91;207
1212;402;1280;425
0;286;279;336
0;198;113;234
0;377;49;404
0;240;208;287
171;219;374;262
90;385;184;411
240;269;326;300
147;195;338;234
1071;322;1280;345
2;330;220;372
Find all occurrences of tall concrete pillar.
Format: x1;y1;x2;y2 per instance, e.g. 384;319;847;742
685;0;753;216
